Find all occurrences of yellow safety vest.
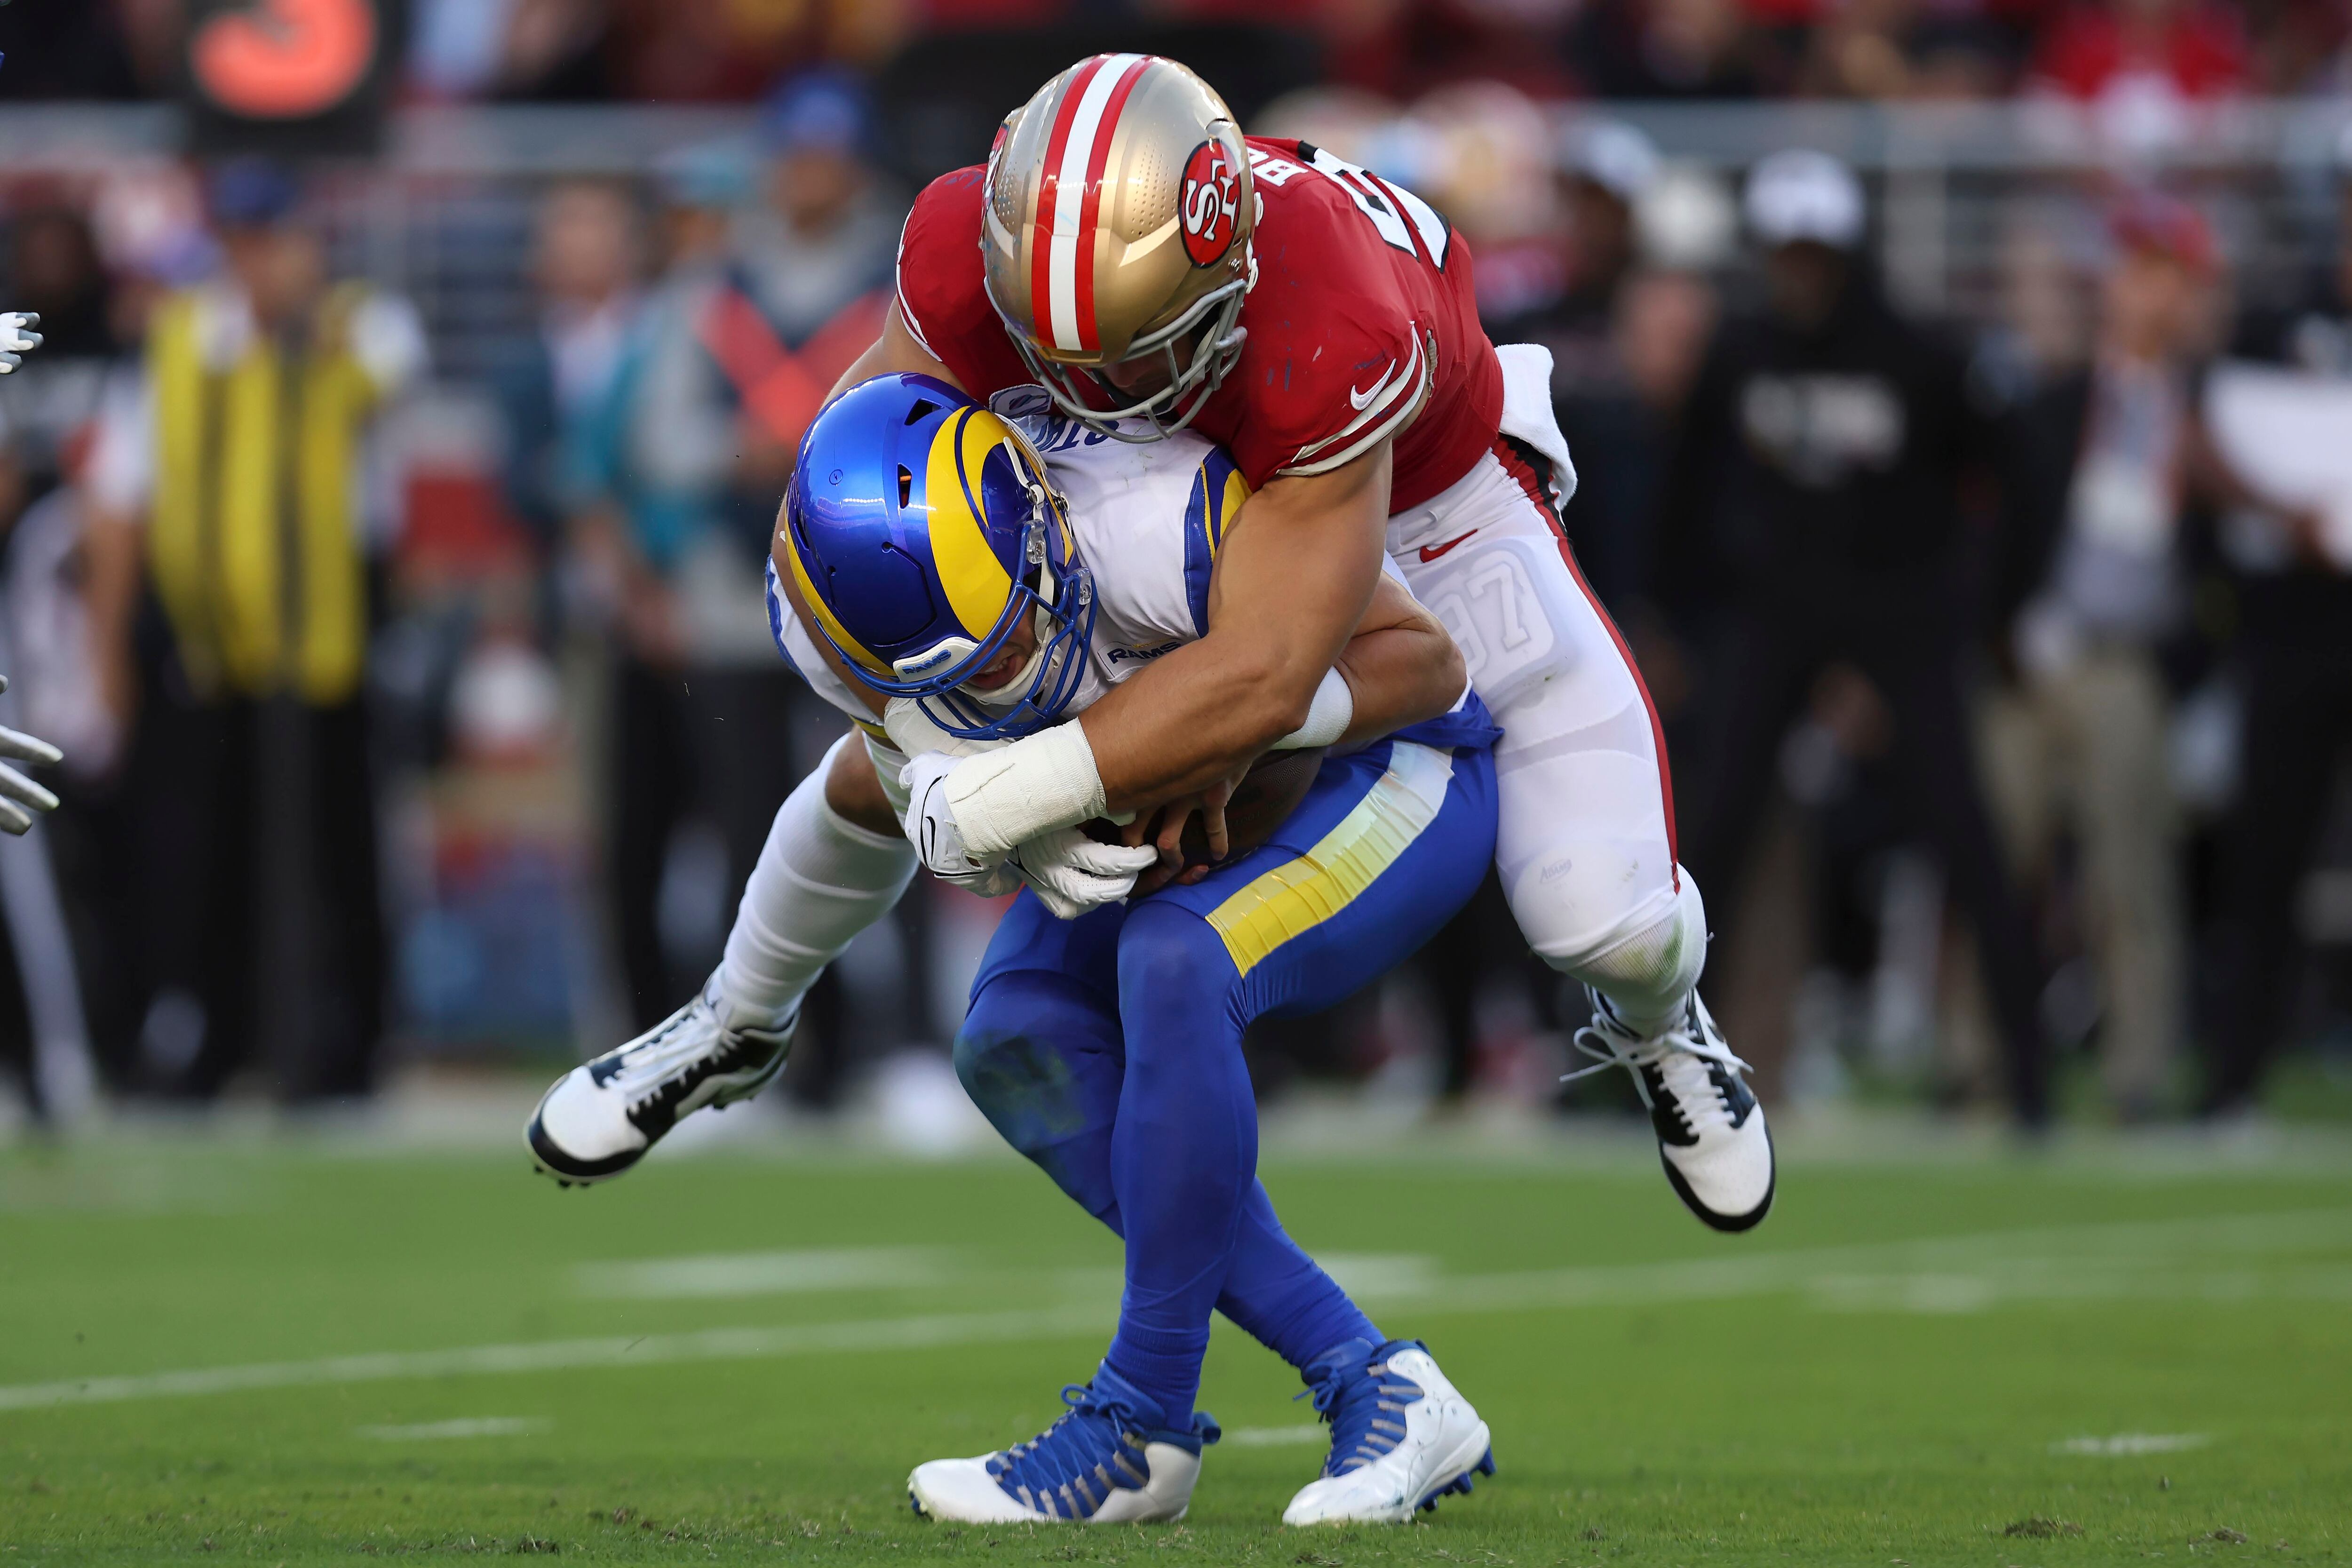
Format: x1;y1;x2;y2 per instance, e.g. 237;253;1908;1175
147;284;379;705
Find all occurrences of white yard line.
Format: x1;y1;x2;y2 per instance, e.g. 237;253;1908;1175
2053;1433;2211;1456
1350;1208;2352;1315
1224;1425;1327;1447
3;1210;2344;1415
574;1247;955;1300
357;1417;551;1441
0;1305;1109;1414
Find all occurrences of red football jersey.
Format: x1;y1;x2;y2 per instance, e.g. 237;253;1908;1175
895;136;1504;515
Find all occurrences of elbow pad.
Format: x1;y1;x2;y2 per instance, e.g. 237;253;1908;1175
1272;668;1354;750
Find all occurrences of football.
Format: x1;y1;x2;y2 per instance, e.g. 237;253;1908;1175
1082;745;1327;871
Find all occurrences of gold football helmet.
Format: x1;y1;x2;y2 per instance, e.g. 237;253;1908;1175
981;54;1255;440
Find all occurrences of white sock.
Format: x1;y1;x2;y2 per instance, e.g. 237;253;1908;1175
1564;873;1708;1036
715;737;917;1033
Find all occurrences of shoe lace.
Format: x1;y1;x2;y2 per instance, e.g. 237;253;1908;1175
1562;999;1753;1138
604;1007;724;1108
983;1385;1149;1519
1298;1350;1422;1477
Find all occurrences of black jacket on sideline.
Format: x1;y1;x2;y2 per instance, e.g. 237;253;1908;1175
1987;364;2232;692
1653;276;1995;625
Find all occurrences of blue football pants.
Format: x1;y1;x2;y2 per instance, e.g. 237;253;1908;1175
954;726;1498;1425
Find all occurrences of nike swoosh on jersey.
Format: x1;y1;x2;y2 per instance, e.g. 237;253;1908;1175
1417;530;1478;562
1349;361;1400;410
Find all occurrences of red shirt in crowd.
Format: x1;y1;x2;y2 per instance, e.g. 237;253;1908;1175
2030;2;2248;99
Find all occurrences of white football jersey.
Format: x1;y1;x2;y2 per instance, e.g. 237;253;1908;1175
771;392;1251;731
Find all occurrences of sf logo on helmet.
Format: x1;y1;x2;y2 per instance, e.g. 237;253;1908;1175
1180;141;1240;266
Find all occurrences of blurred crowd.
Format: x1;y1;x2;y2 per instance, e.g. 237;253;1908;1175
0;21;2349;1136
8;0;2352;109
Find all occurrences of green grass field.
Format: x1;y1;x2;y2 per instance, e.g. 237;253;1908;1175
2;1127;2349;1565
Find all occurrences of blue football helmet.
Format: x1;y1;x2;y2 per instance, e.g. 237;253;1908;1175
777;374;1095;740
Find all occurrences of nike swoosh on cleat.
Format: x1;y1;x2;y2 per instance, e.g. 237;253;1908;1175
1417;531;1477;562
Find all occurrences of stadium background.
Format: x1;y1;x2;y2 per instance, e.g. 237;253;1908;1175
0;0;2347;1134
0;4;2350;1562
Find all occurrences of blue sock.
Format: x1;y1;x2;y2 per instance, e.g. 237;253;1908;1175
1216;1185;1382;1371
1099;904;1262;1426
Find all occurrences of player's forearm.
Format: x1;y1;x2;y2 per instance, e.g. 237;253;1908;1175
1081;453;1393;814
1079;636;1335;812
1333;617;1463;747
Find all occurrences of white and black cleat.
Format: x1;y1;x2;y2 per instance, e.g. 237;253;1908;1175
1567;987;1773;1232
526;973;794;1185
1282;1338;1494;1526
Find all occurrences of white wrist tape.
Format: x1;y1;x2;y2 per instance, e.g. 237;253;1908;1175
1272;668;1354;750
944;721;1107;860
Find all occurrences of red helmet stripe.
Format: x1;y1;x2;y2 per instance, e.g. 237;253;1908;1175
1071;54;1151;353
1030;55;1106;356
1036;52;1144;355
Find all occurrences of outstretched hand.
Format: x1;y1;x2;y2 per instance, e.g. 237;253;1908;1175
0;311;42;374
0;676;62;835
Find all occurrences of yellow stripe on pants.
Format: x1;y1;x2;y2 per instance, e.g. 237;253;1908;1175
1203;742;1456;978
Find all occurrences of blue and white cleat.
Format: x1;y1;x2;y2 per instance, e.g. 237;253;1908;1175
526;972;794;1186
1282;1338;1494;1526
1568;987;1774;1233
908;1367;1219;1524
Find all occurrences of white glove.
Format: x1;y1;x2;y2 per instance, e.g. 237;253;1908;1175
0;676;61;834
900;749;1021;898
1005;826;1160;920
0;312;41;374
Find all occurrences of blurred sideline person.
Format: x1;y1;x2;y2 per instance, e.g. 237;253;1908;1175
0;226;143;1090
570;77;899;1039
1660;150;2055;1127
1510;119;1665;611
0;499;87;1119
0;303;64;811
2204;136;2352;1116
0;310;77;1118
565;156;794;1035
493;179;642;559
1981;196;2244;1119
534;376;1503;1526
725;70;904;494
84;161;426;1102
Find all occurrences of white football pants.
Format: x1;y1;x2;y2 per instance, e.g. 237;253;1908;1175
1388;356;1703;1028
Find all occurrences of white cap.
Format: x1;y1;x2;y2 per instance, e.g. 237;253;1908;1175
1744;149;1864;249
1564;119;1661;204
1637;163;1738;271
